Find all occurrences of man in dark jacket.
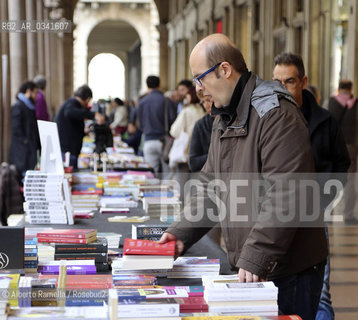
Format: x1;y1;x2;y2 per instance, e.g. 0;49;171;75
55;85;104;169
160;34;328;320
273;52;350;320
9;81;41;180
328;80;358;225
189;96;214;172
137;76;176;173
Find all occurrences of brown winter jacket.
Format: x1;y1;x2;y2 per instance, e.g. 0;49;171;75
166;74;328;280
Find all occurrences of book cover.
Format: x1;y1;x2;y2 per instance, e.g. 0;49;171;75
123;238;175;256
37;229;97;239
138;288;188;299
132;224;168;239
155;286;204;297
0;227;24;270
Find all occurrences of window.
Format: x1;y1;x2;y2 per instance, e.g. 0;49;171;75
274;33;286;56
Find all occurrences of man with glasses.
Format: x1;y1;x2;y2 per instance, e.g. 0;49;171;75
160;34;328;320
273;52;350;320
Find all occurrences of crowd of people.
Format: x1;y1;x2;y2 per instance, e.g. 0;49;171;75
7;33;358;320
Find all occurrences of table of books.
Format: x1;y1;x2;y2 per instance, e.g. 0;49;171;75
5;170;302;320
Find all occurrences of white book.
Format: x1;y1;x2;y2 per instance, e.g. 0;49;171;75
209;303;278;313
115;256;174;270
117;298;179;318
38;260;95;266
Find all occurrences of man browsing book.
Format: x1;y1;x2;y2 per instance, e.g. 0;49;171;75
159;34;327;320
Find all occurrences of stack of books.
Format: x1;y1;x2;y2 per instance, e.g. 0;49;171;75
167;257;220;279
100;196;138;209
24;236;38;273
71;194;100;213
53;237;109;272
140;184;175;198
131;224;169;241
97;232;121;249
23;171;68;224
37;229;97;244
202;275;279;316
37;243;55;262
142;197;181;223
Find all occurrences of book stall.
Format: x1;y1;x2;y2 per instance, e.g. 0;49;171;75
0;122;302;320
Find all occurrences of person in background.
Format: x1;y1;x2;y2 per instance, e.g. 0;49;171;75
189;95;215;172
33;75;50;121
169;86;206;171
176;79;193;114
109;98;128;135
9;81;41;180
55;85;104;169
306;84;320;105
159;33;328;320
92;114;113;154
137;76;176;173
273;52;350;320
328;79;358;225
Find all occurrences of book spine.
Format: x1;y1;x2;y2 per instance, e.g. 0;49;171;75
54;253;108;262
38;237;93;244
65;299;105;306
55;243;108;254
37;233;94;239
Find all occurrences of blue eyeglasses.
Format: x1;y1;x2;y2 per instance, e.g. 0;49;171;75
193;62;222;87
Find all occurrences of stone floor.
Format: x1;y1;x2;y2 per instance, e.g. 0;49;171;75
330;223;358;320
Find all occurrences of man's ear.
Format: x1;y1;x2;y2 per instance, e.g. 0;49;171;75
302;75;308;89
221;62;232;78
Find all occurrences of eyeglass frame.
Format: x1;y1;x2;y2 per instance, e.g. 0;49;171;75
193;62;222;87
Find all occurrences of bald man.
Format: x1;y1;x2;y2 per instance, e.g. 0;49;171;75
159;34;327;320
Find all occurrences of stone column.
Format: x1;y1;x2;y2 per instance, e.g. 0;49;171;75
43;6;52;116
36;0;45;75
63;32;74;99
157;23;169;91
26;0;38;79
347;0;358;95
8;0;28;103
1;0;11;161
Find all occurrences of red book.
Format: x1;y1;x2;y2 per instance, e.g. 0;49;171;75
37;229;97;239
37;236;96;244
123;238;175;256
175;297;208;312
65;275;112;289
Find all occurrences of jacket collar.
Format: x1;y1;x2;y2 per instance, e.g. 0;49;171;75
218;73;257;138
302;89;330;135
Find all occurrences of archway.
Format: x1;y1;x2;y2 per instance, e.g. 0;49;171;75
73;1;159;99
88;53;125;101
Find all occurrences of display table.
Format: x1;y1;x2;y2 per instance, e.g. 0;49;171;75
19;208;233;276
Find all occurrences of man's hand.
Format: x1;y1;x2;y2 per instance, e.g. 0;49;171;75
158;232;184;259
238;268;266;282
